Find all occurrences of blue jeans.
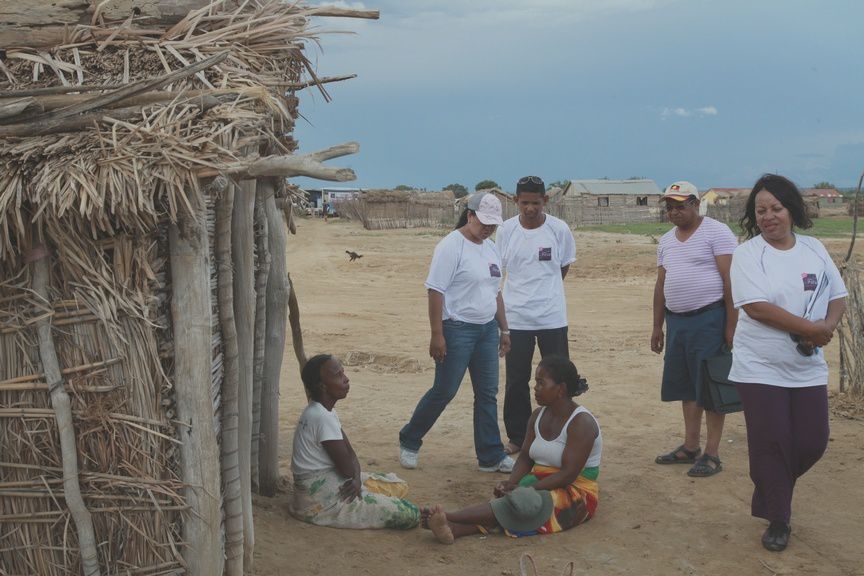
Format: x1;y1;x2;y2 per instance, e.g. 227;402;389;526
399;319;506;467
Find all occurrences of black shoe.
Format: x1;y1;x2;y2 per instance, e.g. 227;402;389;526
761;521;791;552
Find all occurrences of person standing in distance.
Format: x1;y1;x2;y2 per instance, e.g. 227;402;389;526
497;176;577;455
651;181;738;477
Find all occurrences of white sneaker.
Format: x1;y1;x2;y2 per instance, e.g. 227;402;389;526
479;455;514;473
400;448;418;469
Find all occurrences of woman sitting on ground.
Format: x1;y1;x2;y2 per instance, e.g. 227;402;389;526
290;354;420;530
424;355;602;543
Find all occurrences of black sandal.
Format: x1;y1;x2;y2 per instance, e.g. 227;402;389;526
687;454;723;477
655;444;701;465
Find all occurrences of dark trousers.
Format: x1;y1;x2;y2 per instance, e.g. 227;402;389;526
503;327;570;447
736;383;829;524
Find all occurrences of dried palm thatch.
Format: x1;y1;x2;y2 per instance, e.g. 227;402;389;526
0;1;373;574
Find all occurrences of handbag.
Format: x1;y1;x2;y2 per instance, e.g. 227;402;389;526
700;347;742;414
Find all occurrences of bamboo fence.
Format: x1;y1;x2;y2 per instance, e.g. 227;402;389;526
0;1;374;575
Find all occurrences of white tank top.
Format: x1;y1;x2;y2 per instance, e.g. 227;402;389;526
528;405;602;469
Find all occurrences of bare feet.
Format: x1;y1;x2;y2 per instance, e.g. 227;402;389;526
504;442;521;455
428;505;454;545
420;506;431;529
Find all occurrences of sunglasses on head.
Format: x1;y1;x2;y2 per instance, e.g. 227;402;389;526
518;176;543;186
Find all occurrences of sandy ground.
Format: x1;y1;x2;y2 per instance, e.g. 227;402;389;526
253;218;864;576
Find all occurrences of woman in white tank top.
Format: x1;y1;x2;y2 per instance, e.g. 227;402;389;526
423;355;602;544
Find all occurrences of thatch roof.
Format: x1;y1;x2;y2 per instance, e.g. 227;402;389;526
0;1;332;263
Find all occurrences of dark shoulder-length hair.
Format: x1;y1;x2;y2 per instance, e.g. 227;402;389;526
455;208;476;229
739;173;812;239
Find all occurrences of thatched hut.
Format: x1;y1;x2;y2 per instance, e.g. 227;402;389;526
0;2;376;575
338;189;456;229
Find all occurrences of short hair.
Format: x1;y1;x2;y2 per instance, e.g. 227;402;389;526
301;354;333;402
537;355;588;397
516;175;545;196
740;174;812;239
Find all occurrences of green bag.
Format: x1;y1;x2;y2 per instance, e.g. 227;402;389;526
701;349;742;414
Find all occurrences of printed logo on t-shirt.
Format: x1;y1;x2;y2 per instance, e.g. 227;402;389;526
539;247;552;261
802;273;818;291
489;263;501;277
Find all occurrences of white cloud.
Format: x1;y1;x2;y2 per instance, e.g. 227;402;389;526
661;105;719;119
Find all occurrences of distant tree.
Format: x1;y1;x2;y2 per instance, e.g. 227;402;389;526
547;180;569;190
443;183;469;198
394;184;413;191
475;179;499;191
813;181;835;189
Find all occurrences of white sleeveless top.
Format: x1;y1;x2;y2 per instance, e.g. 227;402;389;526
528;405;602;469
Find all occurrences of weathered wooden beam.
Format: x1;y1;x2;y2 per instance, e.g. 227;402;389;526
258;177;287;497
199;142;359;182
215;185;243;576
0;95;218;137
168;205;223;576
231;176;256;571
0;1;212;49
308;7;380;20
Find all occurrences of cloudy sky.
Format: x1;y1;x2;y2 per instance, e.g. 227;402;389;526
294;0;864;192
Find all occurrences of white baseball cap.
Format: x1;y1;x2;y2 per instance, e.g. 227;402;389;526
662;181;699;202
466;192;504;226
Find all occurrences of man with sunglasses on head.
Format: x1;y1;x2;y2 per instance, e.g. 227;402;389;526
651;181;738;477
496;175;576;456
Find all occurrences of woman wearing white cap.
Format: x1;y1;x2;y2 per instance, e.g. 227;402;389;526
399;191;515;473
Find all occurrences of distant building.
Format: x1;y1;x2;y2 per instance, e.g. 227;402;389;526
701;188;751;207
304;187;363;210
802;188;843;206
553;179;664;225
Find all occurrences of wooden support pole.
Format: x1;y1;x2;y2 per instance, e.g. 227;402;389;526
251;188;270;492
231;177;256;571
168;205;223;576
215;185;243;576
258;177;287;497
29;235;101;576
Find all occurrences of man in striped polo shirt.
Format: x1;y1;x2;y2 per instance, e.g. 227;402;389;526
651;181;738;477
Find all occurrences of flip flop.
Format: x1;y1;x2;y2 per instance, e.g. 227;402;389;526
655;444;701;465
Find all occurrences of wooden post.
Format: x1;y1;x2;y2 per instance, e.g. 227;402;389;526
258;177;288;497
231;179;256;571
29;235;101;576
169;206;222;576
251;189;270;491
215;186;243;576
0;0;212;49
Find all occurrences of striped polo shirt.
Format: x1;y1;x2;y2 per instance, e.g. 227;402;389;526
657;217;738;313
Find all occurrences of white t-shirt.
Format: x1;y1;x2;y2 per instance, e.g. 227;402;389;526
424;229;502;324
290;401;344;476
497;214;577;330
729;234;848;388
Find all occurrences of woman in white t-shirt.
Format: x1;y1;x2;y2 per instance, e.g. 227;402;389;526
730;174;847;552
399;192;514;473
290;354;420;529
